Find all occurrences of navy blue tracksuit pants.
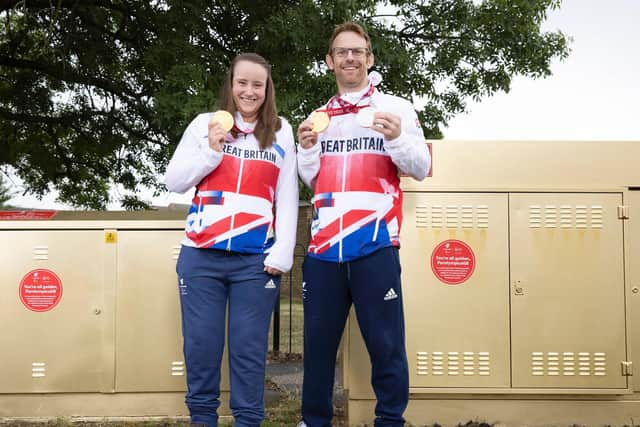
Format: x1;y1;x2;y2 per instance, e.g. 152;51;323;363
301;246;409;427
176;246;280;427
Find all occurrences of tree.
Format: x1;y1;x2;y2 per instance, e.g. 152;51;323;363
0;174;13;208
0;0;569;209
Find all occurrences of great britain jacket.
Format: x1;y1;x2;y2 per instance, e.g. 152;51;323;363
297;86;430;263
166;113;298;272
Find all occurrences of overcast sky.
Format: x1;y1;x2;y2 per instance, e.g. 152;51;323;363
7;0;640;209
444;0;640;140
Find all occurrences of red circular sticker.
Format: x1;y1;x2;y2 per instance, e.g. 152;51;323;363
431;240;476;285
19;269;63;312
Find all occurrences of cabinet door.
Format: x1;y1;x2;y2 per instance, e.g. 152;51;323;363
114;230;187;391
510;193;627;389
347;193;510;397
0;230;104;393
403;193;510;388
628;191;640;392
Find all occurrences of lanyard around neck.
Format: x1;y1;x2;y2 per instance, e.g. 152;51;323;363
223;123;255;142
231;123;255;134
320;84;375;117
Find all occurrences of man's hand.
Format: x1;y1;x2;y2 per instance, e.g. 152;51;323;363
208;121;226;152
297;120;318;149
371;111;402;140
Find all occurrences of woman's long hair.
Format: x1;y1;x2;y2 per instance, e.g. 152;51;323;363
218;53;282;149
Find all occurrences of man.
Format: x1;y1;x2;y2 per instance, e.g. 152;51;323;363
296;22;431;427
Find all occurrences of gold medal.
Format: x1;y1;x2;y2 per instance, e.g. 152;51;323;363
310;111;330;133
211;110;234;132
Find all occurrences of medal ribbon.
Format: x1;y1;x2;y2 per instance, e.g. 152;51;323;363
225;122;255;142
317;85;375;117
231;123;255;135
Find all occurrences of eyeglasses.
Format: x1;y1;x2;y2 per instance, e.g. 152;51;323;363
331;47;370;58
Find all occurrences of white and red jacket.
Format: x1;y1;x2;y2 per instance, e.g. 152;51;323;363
165;113;298;272
297;86;430;263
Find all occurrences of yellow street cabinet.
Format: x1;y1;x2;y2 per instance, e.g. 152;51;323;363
343;140;640;427
0;210;230;419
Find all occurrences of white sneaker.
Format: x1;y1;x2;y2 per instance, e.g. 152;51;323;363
296;421;308;427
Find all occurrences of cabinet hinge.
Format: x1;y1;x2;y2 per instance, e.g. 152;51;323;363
622;361;633;376
618;205;629;219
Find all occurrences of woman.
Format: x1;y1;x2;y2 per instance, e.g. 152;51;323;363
165;53;298;427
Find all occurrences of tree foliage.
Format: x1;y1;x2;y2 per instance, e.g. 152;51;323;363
0;174;13;208
0;0;569;209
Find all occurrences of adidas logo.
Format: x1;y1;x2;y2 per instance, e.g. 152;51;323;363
265;279;276;289
179;277;188;295
384;288;398;301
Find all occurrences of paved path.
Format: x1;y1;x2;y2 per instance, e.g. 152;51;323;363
266;360;345;410
266;360;304;396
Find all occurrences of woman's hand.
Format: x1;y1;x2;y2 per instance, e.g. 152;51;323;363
264;266;283;276
208;121;226;152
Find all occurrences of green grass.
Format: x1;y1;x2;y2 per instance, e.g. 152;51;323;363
263;393;302;427
268;298;303;355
